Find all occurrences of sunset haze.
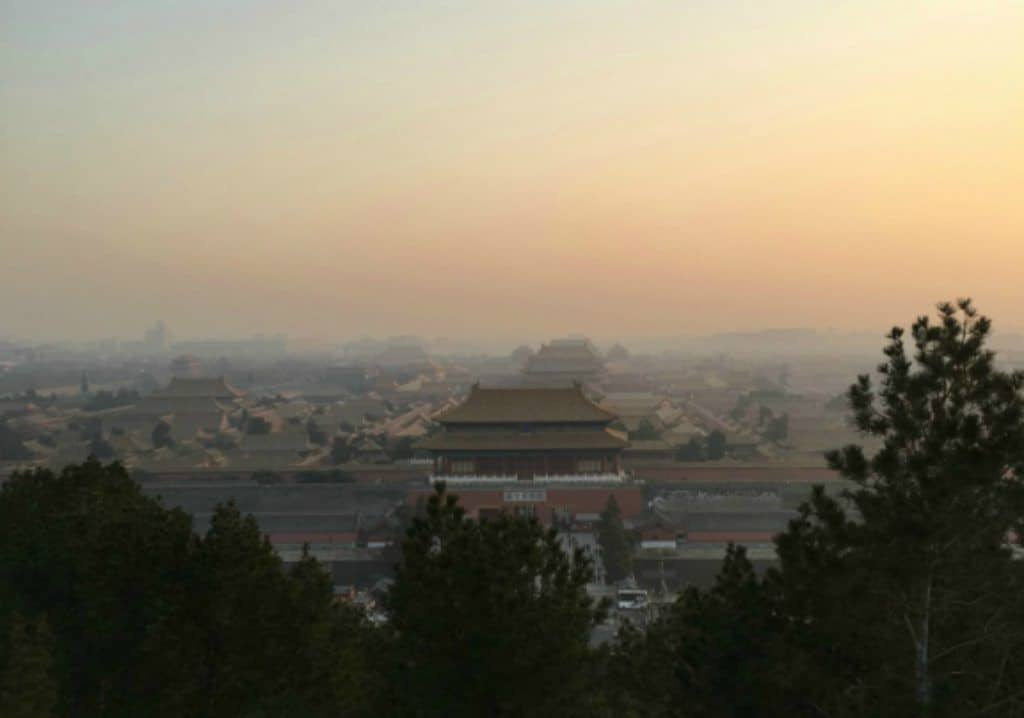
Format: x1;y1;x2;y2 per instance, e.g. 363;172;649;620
3;0;1022;341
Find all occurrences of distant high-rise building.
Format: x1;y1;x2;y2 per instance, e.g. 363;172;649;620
144;321;169;352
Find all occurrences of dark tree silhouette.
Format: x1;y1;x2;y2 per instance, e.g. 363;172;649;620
597;495;634;583
706;429;727;460
385;484;606;717
0;459;377;717
0;613;57;718
0;421;33;461
611;301;1024;717
151;420;174;449
781;299;1024;715
675;436;706;461
629;418;661;441
306;418;328;446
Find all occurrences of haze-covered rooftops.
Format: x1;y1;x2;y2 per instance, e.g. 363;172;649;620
153;376;245;399
435;384;615;425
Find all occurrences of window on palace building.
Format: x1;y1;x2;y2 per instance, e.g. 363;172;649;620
515;505;536;519
452;459;474;475
577;458;602;473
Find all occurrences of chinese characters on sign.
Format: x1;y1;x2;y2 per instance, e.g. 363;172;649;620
503;489;547;503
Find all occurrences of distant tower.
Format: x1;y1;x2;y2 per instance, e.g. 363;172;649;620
80;371;90;395
144;321;169;352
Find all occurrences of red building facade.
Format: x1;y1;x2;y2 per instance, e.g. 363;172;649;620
418;384;628;480
408;484;645;525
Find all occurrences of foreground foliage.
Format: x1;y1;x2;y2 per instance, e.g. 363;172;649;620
0;459;376;717
597;494;634;583
385;484;607;717
608;300;1024;717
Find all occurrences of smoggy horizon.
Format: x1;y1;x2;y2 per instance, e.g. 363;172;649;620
4;1;1023;343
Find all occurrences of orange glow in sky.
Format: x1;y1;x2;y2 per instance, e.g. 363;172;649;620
2;1;1022;341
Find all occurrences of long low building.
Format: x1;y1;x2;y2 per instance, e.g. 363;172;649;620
633;463;842;483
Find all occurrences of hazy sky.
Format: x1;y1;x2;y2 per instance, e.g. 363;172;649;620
3;1;1022;342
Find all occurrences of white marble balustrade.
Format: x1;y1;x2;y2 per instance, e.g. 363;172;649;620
429;473;627;485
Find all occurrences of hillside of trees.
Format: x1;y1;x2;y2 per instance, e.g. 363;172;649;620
2;300;1024;717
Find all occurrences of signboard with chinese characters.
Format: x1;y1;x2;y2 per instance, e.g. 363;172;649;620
503;489;547;503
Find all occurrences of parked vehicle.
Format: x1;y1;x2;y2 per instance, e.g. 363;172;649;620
616;586;649;611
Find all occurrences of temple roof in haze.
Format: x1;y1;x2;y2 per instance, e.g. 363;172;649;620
524;339;604;375
152;376;244;399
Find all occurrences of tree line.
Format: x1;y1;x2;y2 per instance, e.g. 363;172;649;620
2;300;1024;717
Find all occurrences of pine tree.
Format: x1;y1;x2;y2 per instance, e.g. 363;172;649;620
385;484;606;717
706;430;727;460
606;545;777;718
597;495;634;584
770;300;1024;716
170;502;376;717
151;419;174;449
0;460;377;718
0;459;195;715
616;301;1024;717
630;419;661;441
0;614;57;718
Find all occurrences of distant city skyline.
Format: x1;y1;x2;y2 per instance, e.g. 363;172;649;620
9;323;1024;363
4;1;1023;341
